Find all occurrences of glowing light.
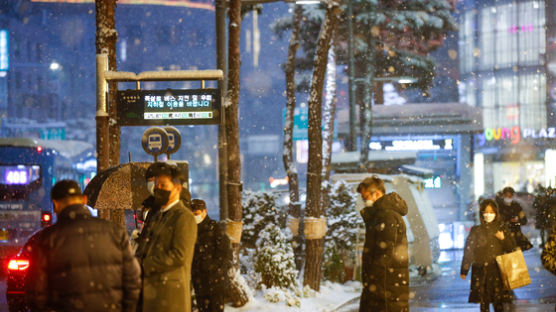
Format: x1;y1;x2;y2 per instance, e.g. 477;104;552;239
7;259;30;271
5;170;28;184
269;177;289;188
49;62;60;71
474;153;484;200
42;213;51;222
546;150;556;187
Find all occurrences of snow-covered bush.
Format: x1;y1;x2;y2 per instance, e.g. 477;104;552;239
254;223;298;290
262;286;301;307
323;180;362;282
242;190;287;248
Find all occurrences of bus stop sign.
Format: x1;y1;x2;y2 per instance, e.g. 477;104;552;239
117;88;221;126
141;127;169;156
163;126;181;155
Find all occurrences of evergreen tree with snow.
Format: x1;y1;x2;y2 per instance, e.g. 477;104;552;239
255;223;299;289
323;180;362;282
242;190;287;248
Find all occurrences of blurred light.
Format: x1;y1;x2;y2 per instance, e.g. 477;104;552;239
7;259;29;271
203;154;212;166
296;140;308;164
424;176;442;189
546;150;556;187
385;140;440;151
438;232;454;250
0;29;8;71
49;62;60;71
397;77;417;84
36;146;43;154
283;195;291;205
42;213;51;222
474;153;485;200
269;176;288;188
369;142;382;150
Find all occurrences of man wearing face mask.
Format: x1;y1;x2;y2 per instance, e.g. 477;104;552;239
356;175;409;312
135;163;192;250
136;164;197;312
134;162;167;249
190;199;232;312
497;186;533;251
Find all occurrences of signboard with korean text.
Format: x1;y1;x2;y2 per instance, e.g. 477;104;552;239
117;89;220;126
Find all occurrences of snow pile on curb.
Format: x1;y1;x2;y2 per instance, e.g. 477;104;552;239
226;281;361;312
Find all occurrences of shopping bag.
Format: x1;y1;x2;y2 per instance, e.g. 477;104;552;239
495;249;531;290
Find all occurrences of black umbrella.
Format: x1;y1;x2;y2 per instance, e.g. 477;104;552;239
84;162;151;212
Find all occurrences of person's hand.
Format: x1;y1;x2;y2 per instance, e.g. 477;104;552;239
460;274;466;280
495;231;505;240
511;216;518;222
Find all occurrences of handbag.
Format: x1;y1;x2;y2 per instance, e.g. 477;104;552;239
495;249;531;290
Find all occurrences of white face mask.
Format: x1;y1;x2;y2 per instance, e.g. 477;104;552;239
503;198;512;205
483;213;496;223
365;199;374;207
194;214;204;224
147;181;155;195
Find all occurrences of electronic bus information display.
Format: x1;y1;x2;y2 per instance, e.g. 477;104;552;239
117;88;221;126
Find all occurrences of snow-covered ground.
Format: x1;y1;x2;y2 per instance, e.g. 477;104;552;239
226;281;361;312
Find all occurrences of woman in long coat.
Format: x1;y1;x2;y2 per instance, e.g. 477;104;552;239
460;199;516;312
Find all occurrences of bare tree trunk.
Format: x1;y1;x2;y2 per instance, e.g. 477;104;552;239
303;2;341;292
224;0;249;306
226;0;243;256
359;14;376;168
321;40;337;212
283;4;303;271
95;0;121;224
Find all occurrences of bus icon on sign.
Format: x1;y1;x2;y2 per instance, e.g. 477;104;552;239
148;134;163;151
141;127;169;159
167;133;175;150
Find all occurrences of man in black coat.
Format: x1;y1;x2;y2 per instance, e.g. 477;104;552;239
497;186;533;251
357;175;409;312
190;199;232;312
25;180;141;311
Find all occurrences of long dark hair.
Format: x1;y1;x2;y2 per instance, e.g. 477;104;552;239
479;198;499;224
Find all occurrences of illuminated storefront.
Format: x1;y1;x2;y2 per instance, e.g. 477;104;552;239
459;0;555;196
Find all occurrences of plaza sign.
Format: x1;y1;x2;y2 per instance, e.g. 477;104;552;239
475;126;556;146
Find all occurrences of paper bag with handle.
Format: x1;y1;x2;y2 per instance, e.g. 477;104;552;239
495;249;531;290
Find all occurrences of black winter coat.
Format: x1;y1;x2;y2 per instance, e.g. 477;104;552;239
460;220;516;304
359;192;409;312
497;199;533;251
192;216;232;297
25;204;142;312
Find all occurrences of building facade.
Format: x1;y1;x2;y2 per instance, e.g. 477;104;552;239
458;0;556;196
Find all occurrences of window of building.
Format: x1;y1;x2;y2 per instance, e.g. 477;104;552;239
481;74;497;128
495;3;518;68
15;71;21;89
518;1;545;66
36;43;42;62
459;11;475;74
479;7;496;70
519;72;546;129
